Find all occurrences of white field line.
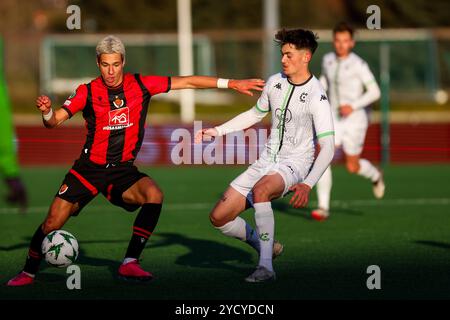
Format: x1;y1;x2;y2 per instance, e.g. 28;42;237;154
0;198;449;215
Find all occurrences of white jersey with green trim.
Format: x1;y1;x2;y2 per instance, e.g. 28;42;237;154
319;52;380;116
256;72;334;165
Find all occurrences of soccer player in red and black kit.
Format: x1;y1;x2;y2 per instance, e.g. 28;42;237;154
7;35;264;286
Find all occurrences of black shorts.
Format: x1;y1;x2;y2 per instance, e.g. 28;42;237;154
56;159;148;215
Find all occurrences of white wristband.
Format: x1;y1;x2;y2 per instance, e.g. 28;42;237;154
43;108;53;121
217;78;230;89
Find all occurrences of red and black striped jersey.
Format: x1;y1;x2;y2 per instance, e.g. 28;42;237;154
61;73;170;165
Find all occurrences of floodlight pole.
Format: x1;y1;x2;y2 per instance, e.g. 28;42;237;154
263;0;280;78
177;0;195;123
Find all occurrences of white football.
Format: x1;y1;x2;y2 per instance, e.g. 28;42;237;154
41;230;79;268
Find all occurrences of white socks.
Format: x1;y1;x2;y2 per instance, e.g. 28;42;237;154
215;202;275;272
215;216;260;252
254;202;274;272
358;159;380;182
215;216;246;240
316;166;332;211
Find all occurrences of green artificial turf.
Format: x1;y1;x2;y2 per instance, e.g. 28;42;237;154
0;165;449;299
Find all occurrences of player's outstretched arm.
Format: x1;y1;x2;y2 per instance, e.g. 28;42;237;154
36;95;69;129
171;76;265;96
194;128;219;144
194;105;268;143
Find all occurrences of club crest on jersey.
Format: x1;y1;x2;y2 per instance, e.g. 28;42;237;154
104;107;133;130
58;184;69;195
300;92;308;103
113;95;125;108
275;108;292;132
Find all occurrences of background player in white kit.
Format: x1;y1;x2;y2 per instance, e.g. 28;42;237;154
312;22;385;221
196;29;335;282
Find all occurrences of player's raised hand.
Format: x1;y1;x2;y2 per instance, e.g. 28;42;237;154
36;95;52;113
194;128;219;144
229;79;265;96
288;183;312;208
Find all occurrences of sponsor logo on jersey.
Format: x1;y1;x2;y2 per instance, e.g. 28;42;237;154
103;107;133;130
58;184;69;195
285;134;299;146
274;83;282;90
320;94;328;101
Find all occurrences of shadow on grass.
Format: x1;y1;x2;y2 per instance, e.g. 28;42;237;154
414;240;450;251
273;201;311;220
0;237;129;252
0;238;129;280
1;234;255;278
35;272;67;283
151;232;254;274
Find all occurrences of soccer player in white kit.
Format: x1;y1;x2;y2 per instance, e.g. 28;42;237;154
312;22;385;221
196;29;335;282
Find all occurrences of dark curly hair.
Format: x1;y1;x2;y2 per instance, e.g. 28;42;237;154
275;28;319;54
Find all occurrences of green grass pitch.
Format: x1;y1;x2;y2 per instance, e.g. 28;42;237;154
0;165;449;299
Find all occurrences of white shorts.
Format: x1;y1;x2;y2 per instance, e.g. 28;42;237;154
230;156;309;204
334;111;368;156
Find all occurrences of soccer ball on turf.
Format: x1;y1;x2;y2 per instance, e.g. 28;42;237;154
41;230;79;268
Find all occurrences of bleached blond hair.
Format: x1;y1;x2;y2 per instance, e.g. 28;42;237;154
96;35;125;61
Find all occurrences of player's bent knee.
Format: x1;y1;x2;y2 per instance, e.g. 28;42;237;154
209;211;229;228
209;212;221;227
143;186;164;204
209;214;216;227
252;184;271;203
